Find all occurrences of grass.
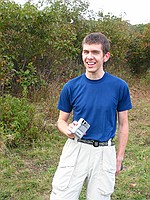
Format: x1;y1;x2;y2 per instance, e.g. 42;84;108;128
0;75;150;200
0;132;65;200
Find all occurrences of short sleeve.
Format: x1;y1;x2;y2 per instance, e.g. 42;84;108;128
117;83;132;112
57;84;72;113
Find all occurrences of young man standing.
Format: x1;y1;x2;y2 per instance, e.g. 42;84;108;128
50;32;132;200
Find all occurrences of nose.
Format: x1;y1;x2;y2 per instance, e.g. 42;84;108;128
87;52;94;59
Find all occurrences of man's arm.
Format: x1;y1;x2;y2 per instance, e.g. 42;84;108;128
116;110;129;175
56;110;75;139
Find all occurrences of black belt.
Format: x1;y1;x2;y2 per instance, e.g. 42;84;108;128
76;138;114;147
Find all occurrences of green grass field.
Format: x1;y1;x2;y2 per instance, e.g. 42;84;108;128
0;78;150;200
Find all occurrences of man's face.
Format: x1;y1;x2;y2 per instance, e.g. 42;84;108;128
82;43;110;74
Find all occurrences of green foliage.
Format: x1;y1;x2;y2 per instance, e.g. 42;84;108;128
0;56;40;96
126;24;150;74
95;13;131;66
0;0;44;95
0;0;149;95
16;62;40;97
0;94;44;147
0;55;16;94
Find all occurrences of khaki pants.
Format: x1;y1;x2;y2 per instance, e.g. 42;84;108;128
50;138;116;200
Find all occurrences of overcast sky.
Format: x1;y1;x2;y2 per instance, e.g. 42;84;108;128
13;0;150;25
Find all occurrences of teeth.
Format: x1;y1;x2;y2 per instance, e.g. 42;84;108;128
88;62;95;64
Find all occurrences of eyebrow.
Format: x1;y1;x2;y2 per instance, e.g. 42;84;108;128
83;50;101;53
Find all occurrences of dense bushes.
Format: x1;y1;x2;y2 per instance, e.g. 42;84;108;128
0;94;45;147
0;0;149;96
126;24;150;74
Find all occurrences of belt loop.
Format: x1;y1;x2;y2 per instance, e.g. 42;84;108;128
108;139;112;146
74;137;78;143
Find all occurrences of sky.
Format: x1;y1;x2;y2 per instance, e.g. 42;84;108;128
89;0;150;24
13;0;150;25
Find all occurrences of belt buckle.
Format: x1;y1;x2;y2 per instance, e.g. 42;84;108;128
93;141;99;147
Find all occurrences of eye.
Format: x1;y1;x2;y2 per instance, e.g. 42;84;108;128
83;50;89;55
92;50;100;55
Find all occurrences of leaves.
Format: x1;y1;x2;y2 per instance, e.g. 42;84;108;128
0;0;149;95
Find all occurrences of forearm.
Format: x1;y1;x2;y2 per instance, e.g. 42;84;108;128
56;111;75;138
57;119;76;139
57;118;69;136
117;123;129;161
116;110;129;175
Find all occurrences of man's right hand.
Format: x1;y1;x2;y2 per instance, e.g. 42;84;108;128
66;121;78;138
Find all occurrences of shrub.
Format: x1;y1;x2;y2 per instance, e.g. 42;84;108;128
126;24;150;74
0;94;44;147
0;55;16;95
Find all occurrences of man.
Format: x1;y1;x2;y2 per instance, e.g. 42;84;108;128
50;32;132;200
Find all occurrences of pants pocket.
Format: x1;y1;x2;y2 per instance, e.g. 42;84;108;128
52;139;81;191
98;146;116;196
102;146;116;174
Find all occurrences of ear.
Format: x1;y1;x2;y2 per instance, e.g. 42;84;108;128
103;52;110;62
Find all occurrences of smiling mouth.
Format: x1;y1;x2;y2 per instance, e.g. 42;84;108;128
87;62;96;66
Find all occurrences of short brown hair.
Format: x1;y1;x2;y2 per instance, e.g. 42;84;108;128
82;32;110;54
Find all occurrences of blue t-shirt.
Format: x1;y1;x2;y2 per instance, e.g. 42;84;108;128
58;72;132;142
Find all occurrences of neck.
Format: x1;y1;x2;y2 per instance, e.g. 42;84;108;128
85;70;105;80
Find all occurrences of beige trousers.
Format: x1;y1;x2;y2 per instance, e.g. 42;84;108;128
50;138;116;200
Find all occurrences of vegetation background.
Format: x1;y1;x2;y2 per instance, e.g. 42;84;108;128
0;0;150;199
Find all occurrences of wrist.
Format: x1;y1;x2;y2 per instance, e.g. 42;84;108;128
116;154;124;162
